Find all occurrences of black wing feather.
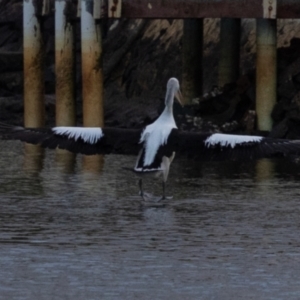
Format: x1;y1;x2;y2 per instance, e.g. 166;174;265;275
135;141;175;170
1;123;300;161
0;123;142;156
170;131;300;161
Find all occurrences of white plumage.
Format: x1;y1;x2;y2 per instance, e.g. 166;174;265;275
53;127;104;144
139;113;177;167
205;133;263;148
134;77;183;200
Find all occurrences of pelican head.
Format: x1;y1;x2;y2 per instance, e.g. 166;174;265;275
166;77;183;106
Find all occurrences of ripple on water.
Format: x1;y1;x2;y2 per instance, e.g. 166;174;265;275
0;142;300;299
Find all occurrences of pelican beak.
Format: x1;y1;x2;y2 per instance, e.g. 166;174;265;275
175;90;184;107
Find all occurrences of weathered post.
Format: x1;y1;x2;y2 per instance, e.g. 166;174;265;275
23;0;45;127
218;18;241;87
256;18;277;131
23;0;46;166
81;0;104;170
81;0;104;127
182;19;203;104
55;0;76;126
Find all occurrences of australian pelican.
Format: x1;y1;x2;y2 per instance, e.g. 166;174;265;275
133;77;183;200
2;78;300;199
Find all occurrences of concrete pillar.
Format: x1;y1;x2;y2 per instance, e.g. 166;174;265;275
182;19;203;104
81;0;104;127
256;19;277;131
23;0;45;127
218;18;241;87
55;0;76;126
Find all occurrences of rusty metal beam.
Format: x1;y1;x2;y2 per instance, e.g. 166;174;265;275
23;0;45;128
55;0;76;126
106;0;300;19
182;19;203;104
256;18;277;131
81;0;104;127
218;18;241;87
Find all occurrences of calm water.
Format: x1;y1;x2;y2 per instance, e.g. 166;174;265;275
1;141;300;299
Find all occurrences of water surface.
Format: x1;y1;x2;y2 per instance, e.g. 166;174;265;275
1;141;300;299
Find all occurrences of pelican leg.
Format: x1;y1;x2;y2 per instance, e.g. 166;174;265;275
159;153;175;201
160;181;173;201
162;181;166;200
138;178;145;200
138;178;157;201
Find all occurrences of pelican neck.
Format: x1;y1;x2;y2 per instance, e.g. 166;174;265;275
165;89;175;110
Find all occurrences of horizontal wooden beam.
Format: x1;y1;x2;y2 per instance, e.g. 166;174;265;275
118;0;300;19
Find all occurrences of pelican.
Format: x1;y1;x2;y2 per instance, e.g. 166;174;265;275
2;78;300;199
133;77;183;200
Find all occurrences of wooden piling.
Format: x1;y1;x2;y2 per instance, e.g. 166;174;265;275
218;18;241;87
23;0;45;127
55;0;76;126
182;19;203;104
81;0;104;127
256;19;277;131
